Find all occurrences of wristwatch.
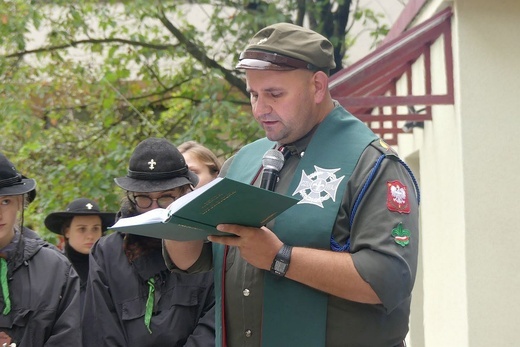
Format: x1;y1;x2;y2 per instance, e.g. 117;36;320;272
270;244;293;277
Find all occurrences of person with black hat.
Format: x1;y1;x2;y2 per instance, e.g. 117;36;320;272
0;152;81;345
82;138;215;347
164;23;420;347
44;198;116;311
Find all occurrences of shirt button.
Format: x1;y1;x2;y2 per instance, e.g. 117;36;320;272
243;289;250;297
245;329;252;338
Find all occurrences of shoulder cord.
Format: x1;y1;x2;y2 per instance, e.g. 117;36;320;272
330;155;421;252
144;277;155;334
1;258;11;315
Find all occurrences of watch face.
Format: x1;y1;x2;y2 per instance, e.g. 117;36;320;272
273;261;288;274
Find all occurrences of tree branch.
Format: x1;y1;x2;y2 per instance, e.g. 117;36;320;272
156;8;248;97
331;0;352;74
3;38;177;59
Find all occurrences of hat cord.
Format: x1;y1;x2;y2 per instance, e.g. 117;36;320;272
0;258;11;315
144;277;155;334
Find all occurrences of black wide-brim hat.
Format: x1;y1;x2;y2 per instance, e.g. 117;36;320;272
44;198;117;235
0;152;37;198
114;138;199;193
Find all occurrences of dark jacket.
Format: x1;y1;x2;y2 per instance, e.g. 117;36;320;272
0;233;82;346
64;242;90;314
82;231;215;346
22;226;60;252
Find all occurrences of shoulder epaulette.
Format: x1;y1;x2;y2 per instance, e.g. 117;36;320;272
371;139;400;159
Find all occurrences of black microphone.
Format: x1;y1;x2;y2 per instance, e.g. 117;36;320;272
260;149;285;191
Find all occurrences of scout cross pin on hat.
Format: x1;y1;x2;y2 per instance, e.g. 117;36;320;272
114;138;199;193
44;198;117;234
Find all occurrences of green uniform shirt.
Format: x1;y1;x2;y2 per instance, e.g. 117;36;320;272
166;106;419;347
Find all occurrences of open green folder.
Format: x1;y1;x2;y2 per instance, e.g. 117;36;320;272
109;177;299;241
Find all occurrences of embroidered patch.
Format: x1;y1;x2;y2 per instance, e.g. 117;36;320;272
387;180;410;213
392;223;410;246
293;166;345;208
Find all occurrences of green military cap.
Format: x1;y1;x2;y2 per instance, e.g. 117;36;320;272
236;22;336;74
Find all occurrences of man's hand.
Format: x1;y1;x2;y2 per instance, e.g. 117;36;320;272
209;224;283;270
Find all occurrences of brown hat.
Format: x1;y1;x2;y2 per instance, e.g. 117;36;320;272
114;138;198;193
236;22;336;73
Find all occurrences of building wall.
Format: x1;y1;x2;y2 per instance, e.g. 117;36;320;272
454;0;520;345
399;0;520;345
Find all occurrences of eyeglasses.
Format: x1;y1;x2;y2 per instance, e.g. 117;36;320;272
130;194;177;209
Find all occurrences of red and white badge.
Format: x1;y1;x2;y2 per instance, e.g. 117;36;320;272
386;180;410;214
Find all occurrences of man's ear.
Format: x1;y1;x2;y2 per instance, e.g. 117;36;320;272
313;71;329;103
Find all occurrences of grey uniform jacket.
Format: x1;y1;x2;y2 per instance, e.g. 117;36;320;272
0;233;81;346
83;232;215;347
167;135;419;347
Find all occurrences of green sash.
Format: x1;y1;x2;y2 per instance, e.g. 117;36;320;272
215;107;378;346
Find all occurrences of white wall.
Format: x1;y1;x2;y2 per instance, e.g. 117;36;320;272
455;0;520;345
400;0;520;345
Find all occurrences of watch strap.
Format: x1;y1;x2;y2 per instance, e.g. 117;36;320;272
270;244;293;277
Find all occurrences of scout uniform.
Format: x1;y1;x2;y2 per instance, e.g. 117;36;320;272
166;23;419;347
82;138;215;346
44;198;116;313
0;152;81;346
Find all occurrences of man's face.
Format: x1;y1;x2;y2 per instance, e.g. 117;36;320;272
245;69;321;144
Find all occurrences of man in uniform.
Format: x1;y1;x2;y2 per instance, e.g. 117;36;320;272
164;22;419;347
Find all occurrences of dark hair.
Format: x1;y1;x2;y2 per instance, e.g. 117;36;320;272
60;217;74;236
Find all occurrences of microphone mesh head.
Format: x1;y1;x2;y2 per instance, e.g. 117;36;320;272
262;149;285;171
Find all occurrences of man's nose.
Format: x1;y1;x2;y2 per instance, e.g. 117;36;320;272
253;95;272;116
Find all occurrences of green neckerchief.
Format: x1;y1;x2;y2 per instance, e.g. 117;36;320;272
144;277;155;334
215;106;378;347
0;258;10;315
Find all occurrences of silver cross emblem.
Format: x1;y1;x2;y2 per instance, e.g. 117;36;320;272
86;203;93;210
148;159;156;170
293;166;344;208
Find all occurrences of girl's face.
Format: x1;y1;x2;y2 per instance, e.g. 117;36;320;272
183;152;218;188
65;215;103;254
0;195;22;249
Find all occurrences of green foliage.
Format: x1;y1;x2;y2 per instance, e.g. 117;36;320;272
0;0;390;244
346;5;390;55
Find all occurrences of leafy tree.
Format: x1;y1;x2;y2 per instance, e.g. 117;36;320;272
0;0;390;244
